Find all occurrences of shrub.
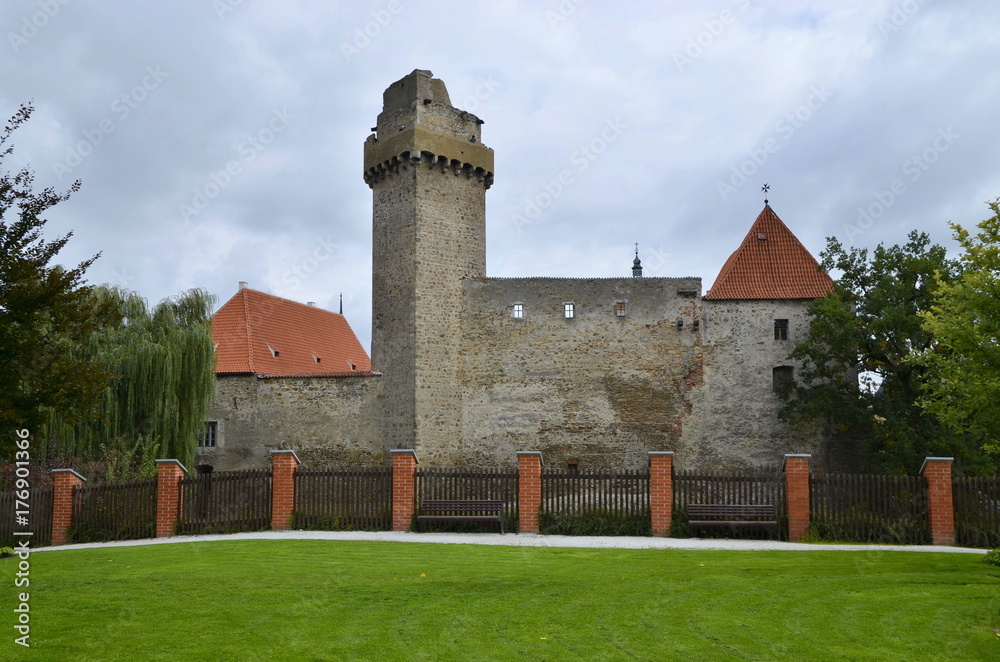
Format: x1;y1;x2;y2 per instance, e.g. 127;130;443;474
983;548;1000;567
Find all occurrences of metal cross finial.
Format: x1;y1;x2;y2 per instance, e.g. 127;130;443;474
762;183;770;205
635;242;639;257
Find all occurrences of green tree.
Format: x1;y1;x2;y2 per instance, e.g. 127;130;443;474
778;231;977;473
916;200;1000;464
0;103;118;457
41;286;217;468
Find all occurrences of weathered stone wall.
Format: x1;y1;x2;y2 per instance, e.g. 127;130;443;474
681;299;828;470
197;374;383;471
459;277;704;469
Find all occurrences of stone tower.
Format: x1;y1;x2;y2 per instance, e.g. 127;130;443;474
363;70;494;462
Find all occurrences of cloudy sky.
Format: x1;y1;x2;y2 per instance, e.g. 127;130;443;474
3;0;998;352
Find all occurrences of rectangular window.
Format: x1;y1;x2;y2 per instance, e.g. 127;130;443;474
615;301;627;317
198;422;217;448
564;303;574;319
512;303;524;319
774;319;789;340
772;366;794;394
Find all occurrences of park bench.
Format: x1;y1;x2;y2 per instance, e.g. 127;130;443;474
416;499;505;533
687;504;777;534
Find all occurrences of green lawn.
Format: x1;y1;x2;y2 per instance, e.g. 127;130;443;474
4;540;998;661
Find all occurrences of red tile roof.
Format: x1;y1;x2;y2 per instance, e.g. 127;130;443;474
212;288;372;376
704;205;834;300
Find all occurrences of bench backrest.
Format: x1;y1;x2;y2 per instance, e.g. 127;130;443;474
421;500;504;514
687;504;775;519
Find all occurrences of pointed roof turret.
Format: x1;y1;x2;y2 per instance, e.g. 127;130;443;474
704;205;833;300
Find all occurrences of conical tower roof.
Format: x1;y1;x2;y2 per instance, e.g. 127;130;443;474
704;205;833;300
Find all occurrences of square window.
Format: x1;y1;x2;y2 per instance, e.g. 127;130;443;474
774;319;789;340
512;303;524;319
772;366;794;394
198;422;217;448
564;303;575;319
615;301;627;317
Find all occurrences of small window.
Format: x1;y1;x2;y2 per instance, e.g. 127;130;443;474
772;366;794;394
614;301;627;317
566;460;579;475
198;422;218;448
512;303;524;319
774;319;789;340
564;303;575;319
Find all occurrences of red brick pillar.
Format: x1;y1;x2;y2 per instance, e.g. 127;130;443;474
156;460;187;538
784;454;811;542
921;457;955;546
270;450;300;531
649;451;674;537
517;451;543;534
391;450;418;532
51;469;85;546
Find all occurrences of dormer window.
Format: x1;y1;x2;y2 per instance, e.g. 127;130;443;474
267;344;279;358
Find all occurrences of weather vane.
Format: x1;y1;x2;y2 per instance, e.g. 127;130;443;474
762;183;770;205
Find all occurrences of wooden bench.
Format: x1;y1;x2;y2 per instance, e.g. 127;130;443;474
687;504;777;534
416;500;506;534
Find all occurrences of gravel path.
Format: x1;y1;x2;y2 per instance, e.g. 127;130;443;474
33;530;987;554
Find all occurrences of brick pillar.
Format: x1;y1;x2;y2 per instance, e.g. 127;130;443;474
391;450;418;532
649;451;674;537
156;460;187;538
921;457;955;546
270;450;300;531
517;451;543;534
51;469;85;546
784;454;811;542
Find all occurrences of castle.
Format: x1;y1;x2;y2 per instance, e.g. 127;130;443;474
197;69;846;473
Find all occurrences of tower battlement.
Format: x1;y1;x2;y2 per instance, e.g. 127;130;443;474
363;69;494;189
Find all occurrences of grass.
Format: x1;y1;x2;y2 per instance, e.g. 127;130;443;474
4;540;999;661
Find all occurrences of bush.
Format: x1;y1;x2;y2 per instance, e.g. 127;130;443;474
983;548;1000;567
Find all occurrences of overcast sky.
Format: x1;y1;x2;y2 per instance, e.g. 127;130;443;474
3;0;998;352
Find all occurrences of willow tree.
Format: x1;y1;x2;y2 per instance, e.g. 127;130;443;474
42;286;217;467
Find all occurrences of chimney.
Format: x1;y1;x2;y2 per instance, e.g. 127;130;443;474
239;281;249;290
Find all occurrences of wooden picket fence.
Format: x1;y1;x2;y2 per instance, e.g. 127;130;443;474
540;468;650;536
177;470;272;535
70;477;157;543
0;486;54;548
953;475;1000;548
809;473;931;544
294;467;392;531
415;467;520;532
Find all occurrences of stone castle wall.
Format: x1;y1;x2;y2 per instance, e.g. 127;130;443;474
457;276;704;469
199;374;383;471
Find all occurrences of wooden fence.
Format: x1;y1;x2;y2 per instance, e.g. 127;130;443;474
177;470;271;535
71;477;157;543
673;468;786;539
416;468;519;531
540;469;650;536
294;467;392;531
0;486;53;548
953;475;1000;548
810;473;931;544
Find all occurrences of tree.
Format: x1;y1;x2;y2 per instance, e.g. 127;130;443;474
0;103;118;458
41;286;217;468
915;200;1000;463
778;230;979;473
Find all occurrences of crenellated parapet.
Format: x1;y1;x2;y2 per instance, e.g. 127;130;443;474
363;127;494;189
